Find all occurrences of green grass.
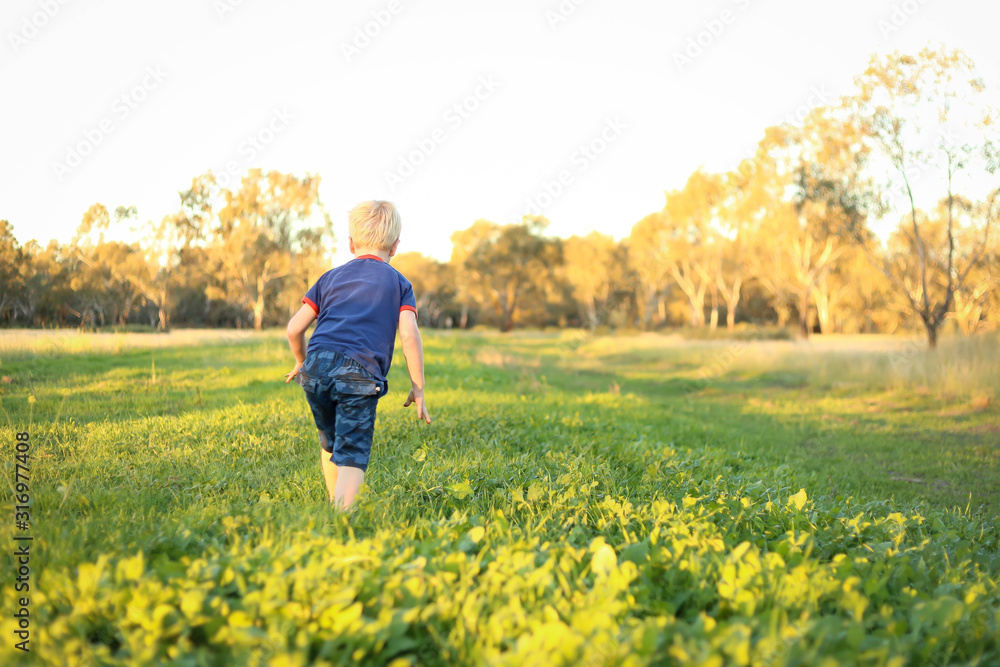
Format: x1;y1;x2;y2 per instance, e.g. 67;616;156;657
0;330;998;665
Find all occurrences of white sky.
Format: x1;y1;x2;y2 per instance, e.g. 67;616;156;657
2;0;999;265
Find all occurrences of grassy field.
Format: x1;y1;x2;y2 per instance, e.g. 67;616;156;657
1;329;998;666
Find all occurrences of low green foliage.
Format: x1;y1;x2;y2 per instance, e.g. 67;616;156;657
1;331;997;665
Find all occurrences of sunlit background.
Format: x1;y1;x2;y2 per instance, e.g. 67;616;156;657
4;0;1000;263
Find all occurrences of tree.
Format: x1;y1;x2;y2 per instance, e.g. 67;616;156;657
811;246;853;334
16;240;71;327
449;219;493;329
626;213;669;329
738;110;879;339
885;197;997;339
659;170;725;328
562;232;627;329
714;164;773;331
120;172;221;331
850;46;999;347
748;197;839;337
735;127;797;329
108;205;171;331
831;244;899;333
0;220;26;324
391;252;455;327
450;216;561;332
209;169;328;331
793;102;885;337
70;204;147;327
947;224;999;333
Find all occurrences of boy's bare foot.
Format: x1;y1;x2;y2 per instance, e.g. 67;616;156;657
329;498;358;514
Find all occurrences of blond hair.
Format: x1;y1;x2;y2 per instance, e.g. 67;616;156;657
348;200;401;251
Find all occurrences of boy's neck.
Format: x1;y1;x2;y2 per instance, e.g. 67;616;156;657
354;248;391;262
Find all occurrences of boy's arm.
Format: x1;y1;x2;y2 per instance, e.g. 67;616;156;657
285;304;317;383
398;310;431;423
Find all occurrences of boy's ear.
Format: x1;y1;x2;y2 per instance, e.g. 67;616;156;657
389;238;400;258
348;237;356;255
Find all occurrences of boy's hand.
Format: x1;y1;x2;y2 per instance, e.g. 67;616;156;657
403;388;432;424
284;361;303;383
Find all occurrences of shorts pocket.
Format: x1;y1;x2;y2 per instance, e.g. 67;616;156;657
334;378;380;396
297;370;317;393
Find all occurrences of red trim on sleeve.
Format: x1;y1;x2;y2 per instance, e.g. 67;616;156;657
302;297;319;314
357;254;385;262
400;305;417;316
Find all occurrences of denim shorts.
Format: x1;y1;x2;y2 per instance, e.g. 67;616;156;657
296;349;387;472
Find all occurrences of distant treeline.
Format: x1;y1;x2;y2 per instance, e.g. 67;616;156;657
2;47;998;347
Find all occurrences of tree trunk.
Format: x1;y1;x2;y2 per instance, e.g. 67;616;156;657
586;300;598;330
925;319;939;349
159;284;170;332
639;289;655;330
724;294;739;331
253;303;264;331
798;291;810;340
719;277;741;332
688;295;705;327
253;276;265;331
815;295;834;334
501;308;514;333
709;284;719;331
775;303;789;327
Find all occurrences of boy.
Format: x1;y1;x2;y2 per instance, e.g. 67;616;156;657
285;200;431;511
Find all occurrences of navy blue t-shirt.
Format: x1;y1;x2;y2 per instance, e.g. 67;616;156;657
302;254;417;383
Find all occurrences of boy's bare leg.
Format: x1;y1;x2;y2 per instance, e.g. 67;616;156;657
334;467;365;510
320;448;339;503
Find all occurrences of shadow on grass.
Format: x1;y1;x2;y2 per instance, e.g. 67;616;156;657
525;359;1000;515
3;341;299;425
